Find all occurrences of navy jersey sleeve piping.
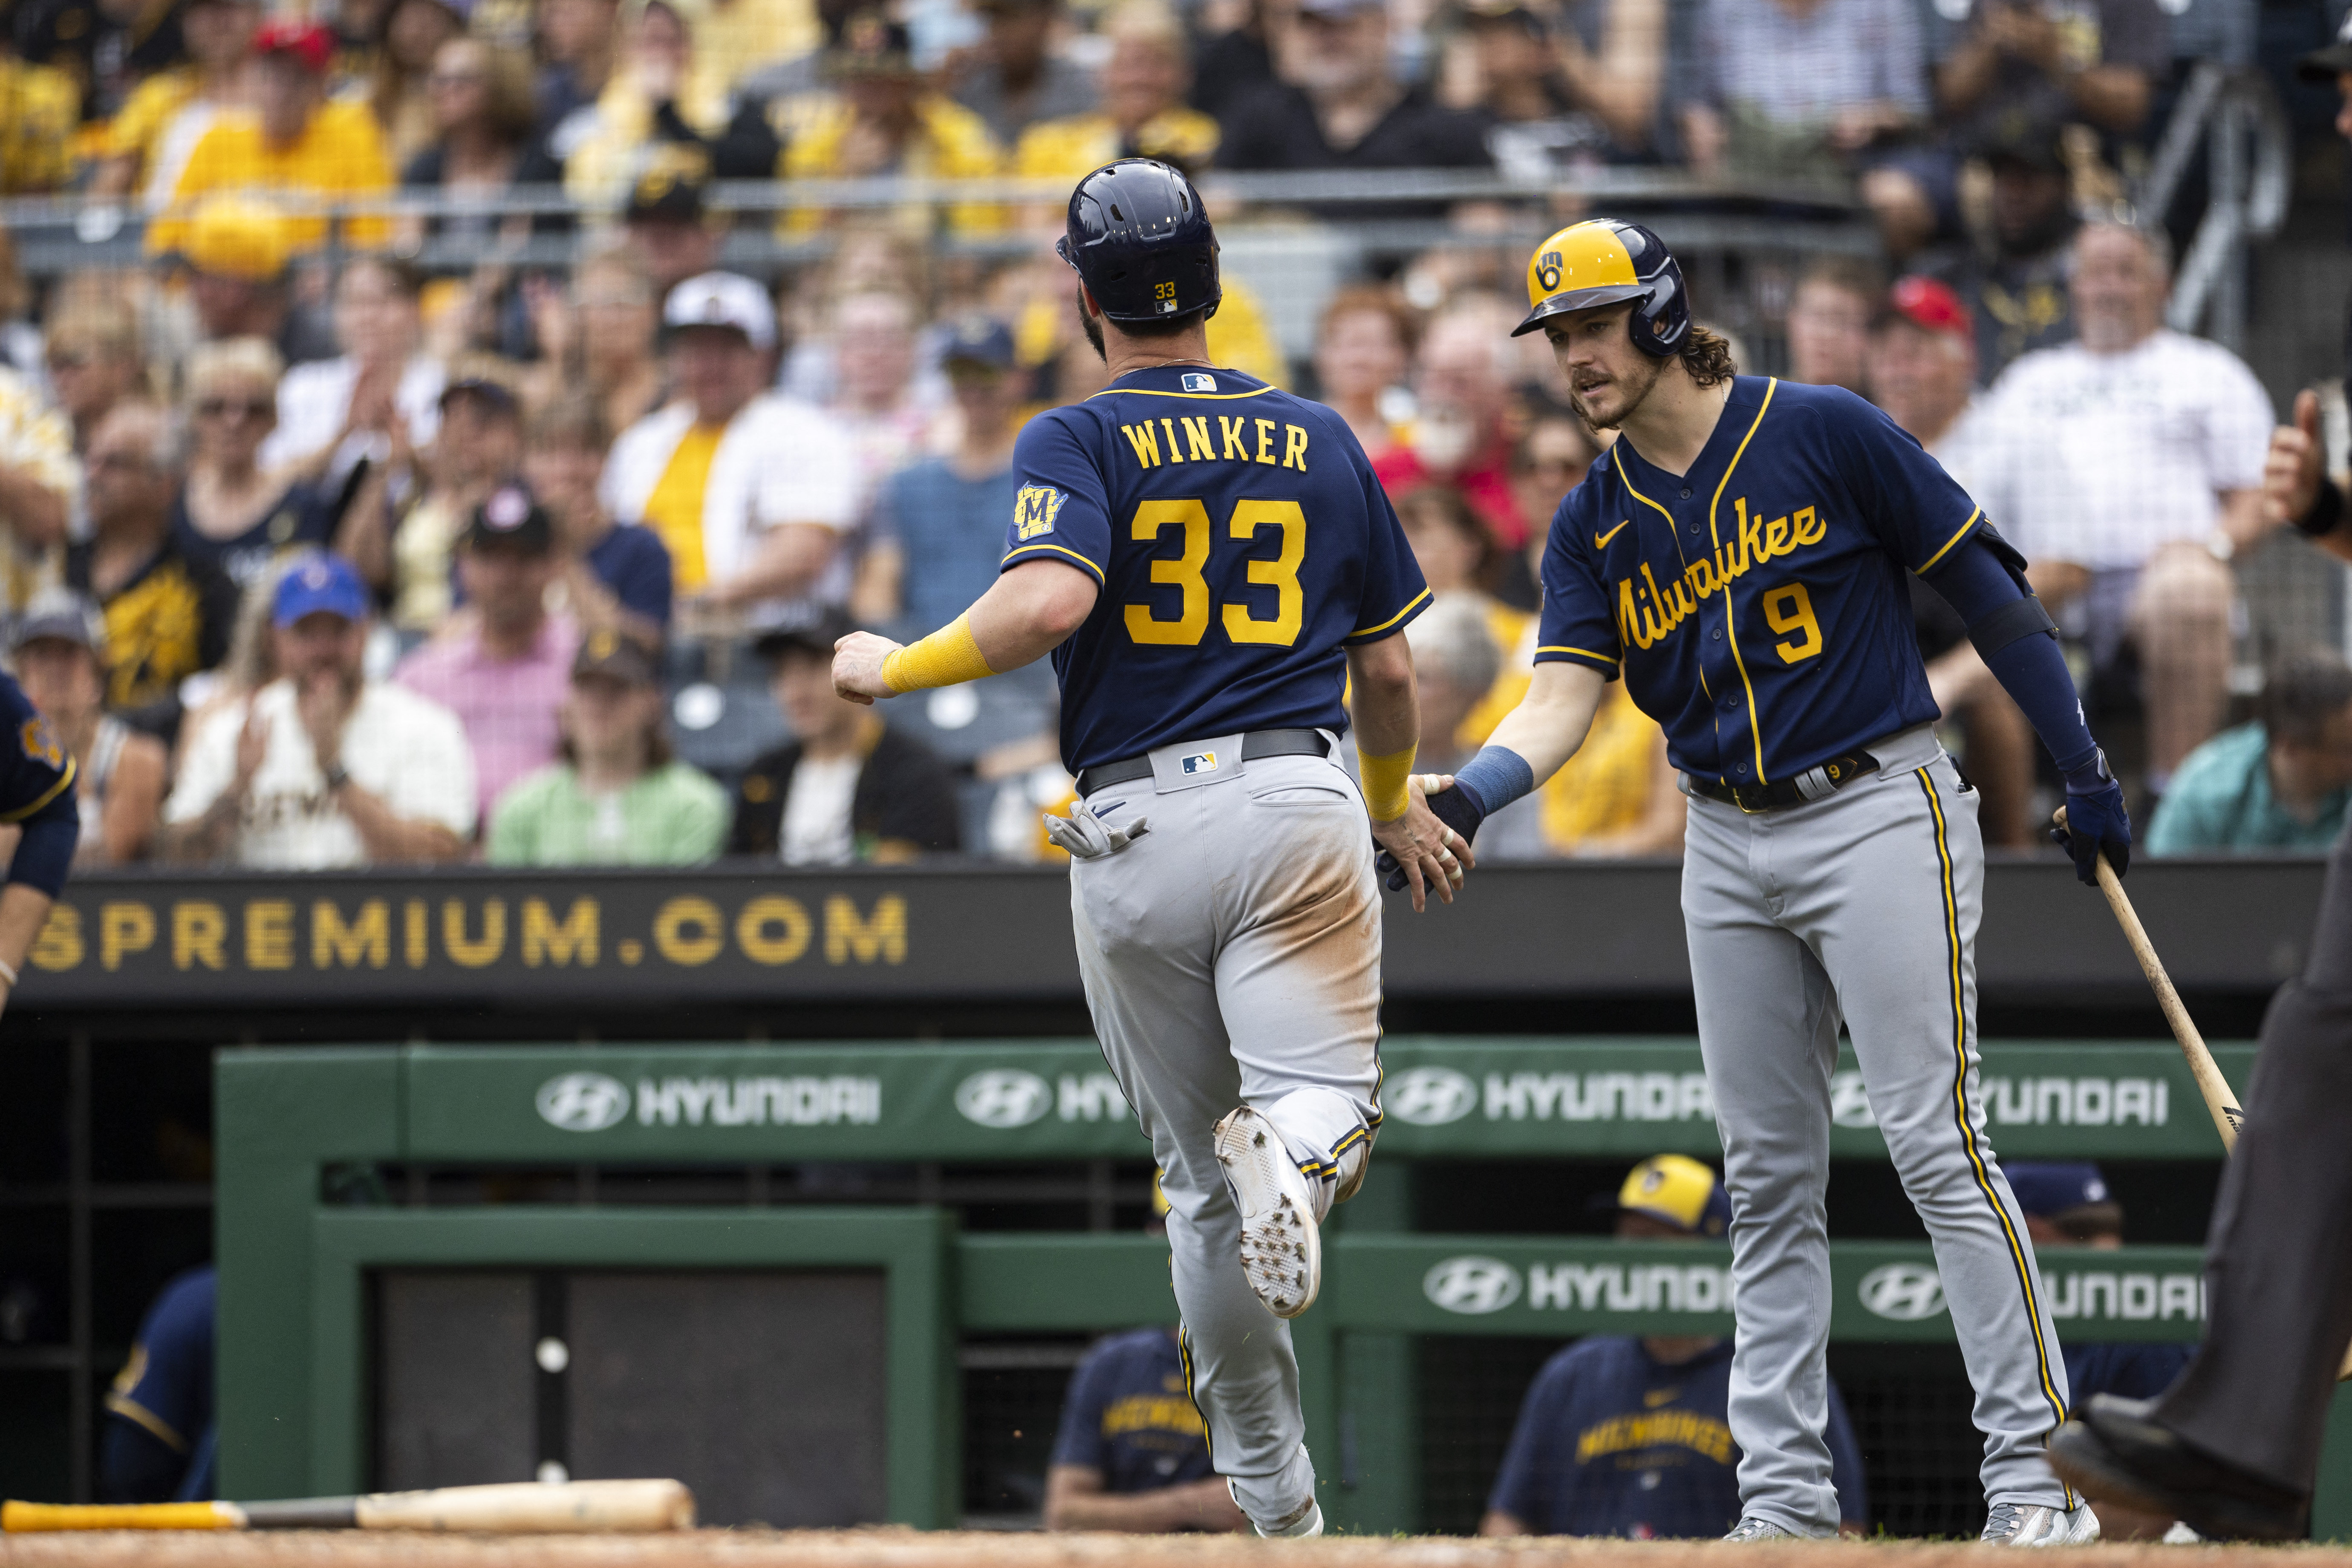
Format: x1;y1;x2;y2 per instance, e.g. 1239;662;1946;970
1346;585;1432;644
1001;540;1108;583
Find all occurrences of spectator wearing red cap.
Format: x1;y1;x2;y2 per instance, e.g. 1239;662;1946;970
91;0;264;205
147;20;397;261
1868;275;2032;848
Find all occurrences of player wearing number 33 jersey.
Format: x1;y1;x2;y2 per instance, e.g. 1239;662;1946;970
829;159;1462;1540
1423;219;2136;1546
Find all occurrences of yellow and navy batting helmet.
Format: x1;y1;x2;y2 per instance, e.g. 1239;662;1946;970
1614;1153;1731;1237
1512;219;1690;356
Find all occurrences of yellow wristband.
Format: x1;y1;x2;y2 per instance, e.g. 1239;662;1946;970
1359;743;1416;823
880;613;997;694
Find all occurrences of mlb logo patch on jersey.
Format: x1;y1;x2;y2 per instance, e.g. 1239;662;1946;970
1180;372;1217;393
1181;751;1218;775
1013;485;1065;540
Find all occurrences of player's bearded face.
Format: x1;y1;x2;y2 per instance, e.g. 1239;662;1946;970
1079;286;1107;362
1555;311;1662;432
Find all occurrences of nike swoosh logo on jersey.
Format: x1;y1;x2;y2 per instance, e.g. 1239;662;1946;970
1594;520;1631;549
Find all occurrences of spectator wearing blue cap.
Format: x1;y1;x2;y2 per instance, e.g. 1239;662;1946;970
2003;1161;2191;1540
1481;1156;1870;1539
158;553;476;867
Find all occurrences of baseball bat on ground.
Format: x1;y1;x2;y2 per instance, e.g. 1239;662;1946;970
1;1478;694;1533
2052;809;2352;1381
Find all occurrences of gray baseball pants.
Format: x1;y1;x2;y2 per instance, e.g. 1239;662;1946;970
1068;741;1384;1522
1682;724;2073;1534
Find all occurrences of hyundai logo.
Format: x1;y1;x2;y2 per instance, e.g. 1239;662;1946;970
1859;1262;1948;1321
955;1069;1053;1129
1423;1256;1522;1315
536;1072;631;1133
1388;1066;1478;1126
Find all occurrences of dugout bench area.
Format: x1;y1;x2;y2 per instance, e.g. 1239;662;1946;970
211;1037;2352;1540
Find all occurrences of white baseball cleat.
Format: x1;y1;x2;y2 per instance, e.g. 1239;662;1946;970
1981;1501;2101;1545
1723;1516;1805;1541
1214;1105;1321;1319
1238;1488;1322;1539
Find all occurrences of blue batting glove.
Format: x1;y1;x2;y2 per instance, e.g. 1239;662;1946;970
2052;777;2132;885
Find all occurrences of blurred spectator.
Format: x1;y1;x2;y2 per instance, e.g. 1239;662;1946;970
955;0;1094;146
0;229;40;378
1866;275;2032;848
603;272;857;622
16;0;182;130
1506;411;1602;578
2005;1163;2189;1540
174;338;338;592
534;0;619;141
691;0;822;105
1481;1155;1867;1536
1973;222;2274;791
564;0;783;212
1933;119;2078;382
395;483;579;820
487;627;727;863
730;607;960;862
99;1266;215;1503
620;151;722;295
1377;299;1533;553
828;289;941;501
0;34;81;193
1930;0;2163;146
1014;0;1216;182
1783;257;1879;397
1679;0;1930;256
2145;651;2352;857
370;0;471;169
522;243;667;436
0;355;79;615
264;255;445;482
43;300;148;458
524;393;673;639
859;315;1018;631
175;198;300;350
1217;0;1493;215
148;22;397;261
1312;286;1413;459
1397;487;1525;689
1042;1325;1249;1532
396;38;563;251
9;594;167;866
91;0;262;205
782;12;1001;236
1187;0;1273;123
66;402;237;739
1457;0;1668;173
343;368;523;638
159;553;475;866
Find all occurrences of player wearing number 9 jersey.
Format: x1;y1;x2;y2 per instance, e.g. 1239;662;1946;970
1420;220;2134;1546
832;159;1463;1540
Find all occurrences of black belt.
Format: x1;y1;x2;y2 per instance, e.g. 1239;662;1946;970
1687;749;1879;814
1077;728;1330;798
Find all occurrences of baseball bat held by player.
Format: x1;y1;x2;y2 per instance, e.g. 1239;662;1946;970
1;1478;695;1532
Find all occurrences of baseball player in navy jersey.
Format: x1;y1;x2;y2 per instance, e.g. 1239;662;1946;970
834;158;1461;1538
1414;219;2135;1545
0;669;79;1022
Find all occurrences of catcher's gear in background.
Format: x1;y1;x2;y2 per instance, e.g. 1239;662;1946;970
1511;219;1690;355
1056;158;1222;324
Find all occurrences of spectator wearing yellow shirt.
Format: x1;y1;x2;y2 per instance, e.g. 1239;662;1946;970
0;43;80;194
782;12;1003;236
0;361;79;615
147;22;396;260
1013;0;1216;190
562;0;783;212
91;0;260;205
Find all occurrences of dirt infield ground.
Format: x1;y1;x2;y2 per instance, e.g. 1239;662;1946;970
0;1535;2345;1568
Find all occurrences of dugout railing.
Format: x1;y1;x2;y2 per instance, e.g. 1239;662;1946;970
213;1037;2352;1538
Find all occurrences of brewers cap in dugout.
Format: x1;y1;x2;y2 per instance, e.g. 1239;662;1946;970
1512;218;1690;352
1615;1153;1732;1237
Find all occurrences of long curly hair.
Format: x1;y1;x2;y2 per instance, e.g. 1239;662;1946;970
1678;325;1737;388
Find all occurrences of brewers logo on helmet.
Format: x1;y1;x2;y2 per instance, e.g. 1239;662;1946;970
1512;219;1689;356
1055;158;1222;325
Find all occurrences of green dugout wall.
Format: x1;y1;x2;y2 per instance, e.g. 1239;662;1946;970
216;1037;2352;1536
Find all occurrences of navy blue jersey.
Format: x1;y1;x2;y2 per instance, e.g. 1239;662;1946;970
1001;365;1430;772
2064;1341;2193;1406
102;1265;216;1502
1;671;74;837
1049;1327;1215;1494
1540;376;1986;785
1488;1337;1868;1538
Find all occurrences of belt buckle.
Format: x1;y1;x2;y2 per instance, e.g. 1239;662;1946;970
1733;787;1767;816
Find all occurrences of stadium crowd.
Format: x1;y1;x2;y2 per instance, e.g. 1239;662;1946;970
0;0;2334;870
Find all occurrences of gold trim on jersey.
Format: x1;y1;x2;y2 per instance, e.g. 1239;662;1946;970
0;752;75;823
1086;383;1278;402
1537;644;1619;668
1351;587;1431;640
1002;542;1106;580
1706;381;1779;782
1915;508;1985;575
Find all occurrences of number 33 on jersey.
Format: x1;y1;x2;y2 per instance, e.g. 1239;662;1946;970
1004;365;1431;774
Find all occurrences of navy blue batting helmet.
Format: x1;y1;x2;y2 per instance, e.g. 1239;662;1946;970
1055;158;1221;325
1512;219;1690;357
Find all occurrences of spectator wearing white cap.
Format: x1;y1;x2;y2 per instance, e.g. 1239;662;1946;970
601;271;859;626
158;553;476;867
9;592;167;865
